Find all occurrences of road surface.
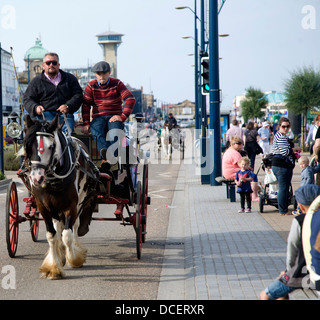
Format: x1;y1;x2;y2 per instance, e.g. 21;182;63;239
0;133;186;300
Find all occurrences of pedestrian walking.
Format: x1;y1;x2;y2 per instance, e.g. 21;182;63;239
271;117;301;215
244;121;260;171
258;121;273;156
305;116;320;155
273;119;279;134
225;120;244;148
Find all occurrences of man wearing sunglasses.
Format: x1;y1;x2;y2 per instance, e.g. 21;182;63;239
23;52;83;134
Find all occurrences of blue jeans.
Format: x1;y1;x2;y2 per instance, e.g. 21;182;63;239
271;165;293;214
37;111;74;135
90;115;124;161
264;279;295;300
249;152;256;171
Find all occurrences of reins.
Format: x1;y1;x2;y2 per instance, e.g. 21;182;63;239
25;112;99;187
44;132;80;181
28;112;79;182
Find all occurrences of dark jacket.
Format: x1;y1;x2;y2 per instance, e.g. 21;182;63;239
23;70;83;117
165;116;177;130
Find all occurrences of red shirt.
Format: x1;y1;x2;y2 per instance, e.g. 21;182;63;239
82;77;136;125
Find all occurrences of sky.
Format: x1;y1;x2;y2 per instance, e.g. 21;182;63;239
0;0;319;111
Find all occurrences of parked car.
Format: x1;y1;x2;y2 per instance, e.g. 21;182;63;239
179;120;194;128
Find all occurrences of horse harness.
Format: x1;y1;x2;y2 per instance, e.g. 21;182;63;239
24;129;99;191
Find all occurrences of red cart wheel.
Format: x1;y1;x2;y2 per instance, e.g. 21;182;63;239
27;195;39;241
135;181;142;259
141;160;149;243
30;214;39;242
6;181;19;258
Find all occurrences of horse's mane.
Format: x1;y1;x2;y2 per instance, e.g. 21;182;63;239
24;121;43;158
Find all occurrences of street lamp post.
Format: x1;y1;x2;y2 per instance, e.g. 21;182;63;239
209;0;222;185
199;0;211;184
175;4;201;139
176;3;211;185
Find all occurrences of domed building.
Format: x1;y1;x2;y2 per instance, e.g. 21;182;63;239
19;38;48;83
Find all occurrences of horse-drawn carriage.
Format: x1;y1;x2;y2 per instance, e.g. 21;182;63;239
5;114;150;279
157;124;185;160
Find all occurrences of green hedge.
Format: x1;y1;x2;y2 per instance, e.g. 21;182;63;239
4;146;21;171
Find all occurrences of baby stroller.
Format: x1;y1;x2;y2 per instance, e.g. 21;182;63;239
258;153;296;213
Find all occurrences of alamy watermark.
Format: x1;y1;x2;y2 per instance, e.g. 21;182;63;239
0;4;318;31
105;128;216;175
1;265;16;290
1;4;16;29
301;5;316;30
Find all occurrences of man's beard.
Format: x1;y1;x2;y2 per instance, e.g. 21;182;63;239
48;69;58;77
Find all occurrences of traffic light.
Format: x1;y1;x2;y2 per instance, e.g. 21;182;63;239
200;57;210;95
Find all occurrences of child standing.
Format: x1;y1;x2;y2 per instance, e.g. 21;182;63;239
235;157;254;213
298;156;320;186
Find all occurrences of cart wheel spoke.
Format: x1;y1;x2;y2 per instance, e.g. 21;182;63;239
30;212;40;242
135;181;142;259
141;160;149;243
6;181;19;258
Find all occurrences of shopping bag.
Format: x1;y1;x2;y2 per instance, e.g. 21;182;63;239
268;183;279;198
264;168;278;185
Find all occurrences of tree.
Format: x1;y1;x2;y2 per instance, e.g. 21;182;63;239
241;87;267;122
284;66;320;147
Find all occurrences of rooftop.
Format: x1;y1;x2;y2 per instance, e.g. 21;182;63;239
263;91;286;104
96;30;124;37
24;38;48;61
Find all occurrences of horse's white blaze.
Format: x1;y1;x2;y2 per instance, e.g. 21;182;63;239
36;135;53;166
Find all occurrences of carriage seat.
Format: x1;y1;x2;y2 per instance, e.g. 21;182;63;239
99;161;130;200
100;136;139;169
215;176;236;202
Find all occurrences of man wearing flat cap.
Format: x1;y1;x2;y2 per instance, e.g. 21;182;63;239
82;61;135;154
81;61;136;218
261;184;320;300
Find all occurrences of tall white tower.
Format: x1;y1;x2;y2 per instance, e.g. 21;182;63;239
96;30;123;78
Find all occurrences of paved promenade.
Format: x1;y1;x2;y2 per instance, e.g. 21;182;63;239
2;134;308;300
157;153;308;300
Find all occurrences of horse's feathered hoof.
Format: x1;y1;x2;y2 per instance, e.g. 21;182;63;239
40;265;65;280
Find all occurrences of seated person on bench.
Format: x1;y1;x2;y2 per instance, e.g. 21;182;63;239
222;136;243;179
221;135;259;201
